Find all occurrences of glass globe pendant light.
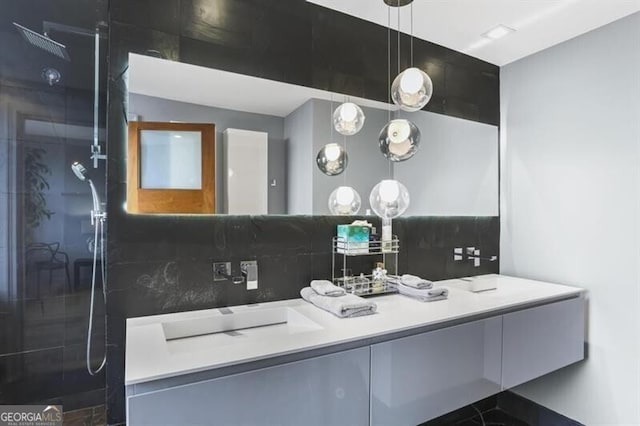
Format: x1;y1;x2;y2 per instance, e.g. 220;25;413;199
333;102;365;136
369;179;410;252
316;143;348;176
328;186;361;215
369;179;410;219
379;118;420;161
387;0;433;112
391;67;433;112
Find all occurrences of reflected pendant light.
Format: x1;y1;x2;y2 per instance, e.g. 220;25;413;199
316;143;348;176
333;102;365;136
328;186;362;215
379;118;420;162
369;179;410;219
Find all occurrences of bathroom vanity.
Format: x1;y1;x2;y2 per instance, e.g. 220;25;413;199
125;275;585;425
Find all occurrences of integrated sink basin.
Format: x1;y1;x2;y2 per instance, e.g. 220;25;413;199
162;307;322;342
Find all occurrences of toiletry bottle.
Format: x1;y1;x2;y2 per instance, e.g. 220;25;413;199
372;262;386;292
369;226;379;253
381;217;392;253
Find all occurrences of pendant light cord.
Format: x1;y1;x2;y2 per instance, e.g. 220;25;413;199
387;4;392;179
387;5;391;122
411;1;414;67
397;0;401;79
343;96;348;185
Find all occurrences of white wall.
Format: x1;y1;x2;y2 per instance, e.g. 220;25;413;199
285;100;314;214
395;111;498;216
500;12;640;425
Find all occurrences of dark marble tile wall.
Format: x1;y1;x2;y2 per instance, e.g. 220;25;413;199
106;1;501;424
109;0;499;126
0;0;108;414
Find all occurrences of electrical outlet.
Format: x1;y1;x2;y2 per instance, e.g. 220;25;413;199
213;262;231;281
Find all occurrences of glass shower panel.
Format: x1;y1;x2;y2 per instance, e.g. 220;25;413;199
0;0;108;416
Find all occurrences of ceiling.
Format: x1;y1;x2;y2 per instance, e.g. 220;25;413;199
307;0;640;66
128;54;390;118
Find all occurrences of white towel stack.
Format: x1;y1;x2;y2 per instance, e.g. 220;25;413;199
310;279;346;296
388;274;449;302
300;284;377;318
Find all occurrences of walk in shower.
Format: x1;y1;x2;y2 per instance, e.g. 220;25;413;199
0;0;108;417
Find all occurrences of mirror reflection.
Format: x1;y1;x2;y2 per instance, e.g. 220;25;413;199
127;53;498;216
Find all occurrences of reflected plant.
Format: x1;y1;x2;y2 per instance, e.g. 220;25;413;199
24;147;54;231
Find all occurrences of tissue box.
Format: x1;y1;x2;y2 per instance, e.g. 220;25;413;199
337;224;370;254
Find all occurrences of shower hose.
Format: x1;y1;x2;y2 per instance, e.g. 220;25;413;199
87;180;106;376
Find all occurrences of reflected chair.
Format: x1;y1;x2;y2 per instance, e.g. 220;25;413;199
25;242;72;296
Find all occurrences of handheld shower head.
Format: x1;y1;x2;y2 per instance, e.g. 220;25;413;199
72;162;89;182
71;162;104;222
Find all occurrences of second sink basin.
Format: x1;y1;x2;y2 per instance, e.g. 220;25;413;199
162;307;321;341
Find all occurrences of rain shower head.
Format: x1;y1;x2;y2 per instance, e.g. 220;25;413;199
72;162;90;182
13;22;71;61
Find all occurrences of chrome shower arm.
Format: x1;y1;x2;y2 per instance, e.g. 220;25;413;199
42;21;107;38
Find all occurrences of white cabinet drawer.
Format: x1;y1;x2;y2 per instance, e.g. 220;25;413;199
370;317;503;426
501;297;585;389
127;347;370;426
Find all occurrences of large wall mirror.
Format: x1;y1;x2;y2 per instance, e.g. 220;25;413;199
127;53;498;216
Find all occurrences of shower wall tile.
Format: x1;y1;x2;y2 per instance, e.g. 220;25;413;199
105;340;126;426
0;347;64;405
0;297;66;355
64;292;105;348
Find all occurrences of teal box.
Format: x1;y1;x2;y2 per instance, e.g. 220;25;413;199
337;224;370;254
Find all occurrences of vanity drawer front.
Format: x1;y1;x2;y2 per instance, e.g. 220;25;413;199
127;347;370;426
501;296;585;389
370;317;503;426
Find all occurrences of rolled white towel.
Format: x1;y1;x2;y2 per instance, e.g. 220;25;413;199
310;279;346;297
397;284;449;302
400;274;433;289
300;287;377;318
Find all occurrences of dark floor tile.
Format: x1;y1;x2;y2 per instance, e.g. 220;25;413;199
420;395;498;425
498;392;584;426
58;389;105;413
91;405;106;425
63;404;106;426
474;408;532;426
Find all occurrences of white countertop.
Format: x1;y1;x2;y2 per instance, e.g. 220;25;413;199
125;274;584;385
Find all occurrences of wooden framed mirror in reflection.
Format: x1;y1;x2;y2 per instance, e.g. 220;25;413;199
126;53;498;217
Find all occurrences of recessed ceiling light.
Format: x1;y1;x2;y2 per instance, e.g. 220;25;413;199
482;24;516;40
